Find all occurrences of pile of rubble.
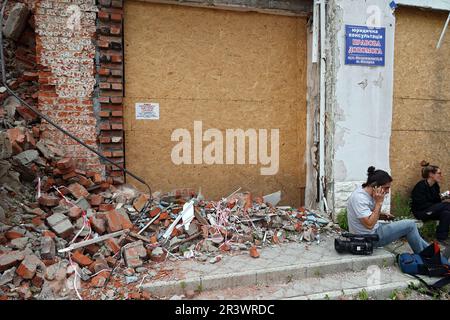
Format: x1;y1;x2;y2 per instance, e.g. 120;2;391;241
0;2;339;300
0;95;337;300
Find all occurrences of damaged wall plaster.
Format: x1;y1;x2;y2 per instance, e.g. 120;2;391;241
327;0;395;215
35;0;102;172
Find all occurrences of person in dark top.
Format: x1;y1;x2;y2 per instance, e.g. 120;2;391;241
411;161;450;245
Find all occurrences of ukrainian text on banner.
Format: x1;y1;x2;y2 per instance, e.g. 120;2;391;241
345;25;385;66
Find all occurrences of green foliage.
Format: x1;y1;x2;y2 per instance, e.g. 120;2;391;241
337;209;349;231
391;193;412;219
419;221;437;241
389;289;399;300
357;289;369;300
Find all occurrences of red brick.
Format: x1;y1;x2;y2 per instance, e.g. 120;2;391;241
110;97;123;104
11;141;23;154
99;203;115;212
32;126;40;138
110;13;122;22
249;246;260;258
219;243;231;252
88;259;109;274
111;123;123;130
98;40;109;49
159;212;169;220
42;231;56;238
111;55;122;63
25;131;36;147
111;83;122;91
99;136;111;143
31;216;44;226
77;175;94;188
7;128;25;144
98;11;110;21
98;97;110;104
100;182;111;191
89;216;106;234
68;206;82;219
98;68;110;76
38;194;60;207
149;208;161;218
105;210;133;233
90;194;103;206
85;244;100;256
16;255;43;279
99;110;110;118
105;238;120;254
129;292;141;300
16;105;39;122
62;171;77;181
68;183;89;199
141;291;152;300
32;272;44;288
93;173;102;184
112;150;124;157
99;82;111;90
56;158;75;170
110;26;121;35
5;230;25;240
71;251;93;267
90;273;108;288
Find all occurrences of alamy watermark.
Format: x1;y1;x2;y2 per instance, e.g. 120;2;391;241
66;5;81;32
366;265;381;290
171;121;279;175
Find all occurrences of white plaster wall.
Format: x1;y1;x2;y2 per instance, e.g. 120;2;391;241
331;0;395;214
335;181;391;213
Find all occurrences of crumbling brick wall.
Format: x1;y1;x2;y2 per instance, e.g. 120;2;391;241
2;0;125;184
34;0;102;173
96;0;124;184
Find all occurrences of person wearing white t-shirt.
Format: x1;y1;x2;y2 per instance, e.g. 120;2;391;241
347;166;429;254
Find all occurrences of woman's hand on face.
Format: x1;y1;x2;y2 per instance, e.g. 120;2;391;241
373;187;386;204
443;199;450;203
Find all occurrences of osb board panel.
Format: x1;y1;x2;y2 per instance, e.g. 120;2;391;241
391;98;450;131
124;1;305;102
390;7;450;199
393;7;450;100
390;131;450;196
124;1;307;206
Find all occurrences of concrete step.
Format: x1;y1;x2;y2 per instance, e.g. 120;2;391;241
191;266;437;300
141;238;397;298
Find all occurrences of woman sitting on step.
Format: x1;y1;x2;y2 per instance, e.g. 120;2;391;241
347;166;429;254
411;161;450;247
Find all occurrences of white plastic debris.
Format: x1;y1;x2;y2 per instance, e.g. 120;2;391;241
263;191;281;206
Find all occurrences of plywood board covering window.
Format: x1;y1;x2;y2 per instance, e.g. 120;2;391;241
391;7;450;196
124;1;307;205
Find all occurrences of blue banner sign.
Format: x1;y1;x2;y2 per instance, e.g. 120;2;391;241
345;25;385;66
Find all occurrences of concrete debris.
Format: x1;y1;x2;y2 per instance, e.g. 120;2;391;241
3;3;30;41
0;14;339;299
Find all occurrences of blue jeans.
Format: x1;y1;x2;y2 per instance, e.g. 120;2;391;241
374;219;429;254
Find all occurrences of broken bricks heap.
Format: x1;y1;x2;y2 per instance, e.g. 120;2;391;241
0;45;335;300
0;109;335;300
0;2;335;300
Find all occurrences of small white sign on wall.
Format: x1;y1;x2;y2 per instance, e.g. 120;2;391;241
135;102;159;120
